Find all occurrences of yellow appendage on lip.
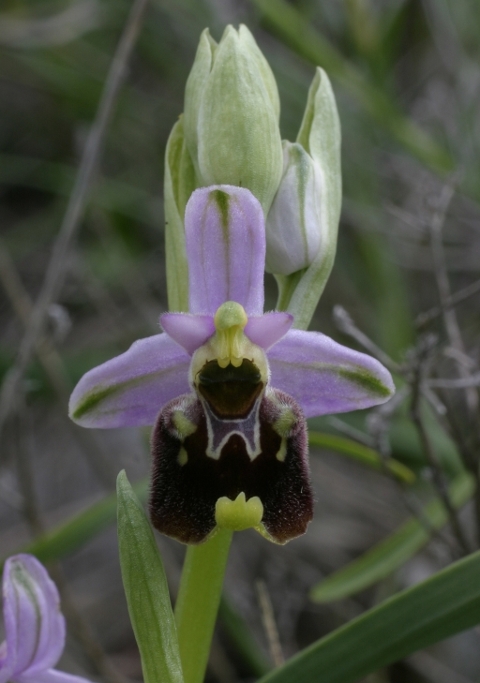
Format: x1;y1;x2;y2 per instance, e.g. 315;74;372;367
215;492;264;531
213;301;248;368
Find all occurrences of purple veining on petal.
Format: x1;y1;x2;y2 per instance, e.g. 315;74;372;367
185;185;265;316
245;312;293;350
69;334;190;428
3;555;65;678
161;312;215;355
268;329;395;417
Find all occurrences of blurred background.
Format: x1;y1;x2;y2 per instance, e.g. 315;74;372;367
1;0;480;681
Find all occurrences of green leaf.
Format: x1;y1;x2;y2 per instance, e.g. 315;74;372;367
259;548;480;683
308;431;415;483
117;471;183;683
1;479;149;569
310;472;475;603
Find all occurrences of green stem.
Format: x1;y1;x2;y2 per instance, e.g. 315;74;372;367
275;270;305;313
175;530;233;683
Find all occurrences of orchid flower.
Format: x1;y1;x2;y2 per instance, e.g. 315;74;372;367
0;554;93;683
70;185;394;545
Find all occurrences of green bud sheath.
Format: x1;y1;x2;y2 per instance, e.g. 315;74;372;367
297;67;342;237
190;25;283;214
184;28;216;181
238;25;280;121
164;117;195;311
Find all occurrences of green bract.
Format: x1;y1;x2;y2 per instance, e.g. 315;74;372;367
164;117;195;312
297;66;342;252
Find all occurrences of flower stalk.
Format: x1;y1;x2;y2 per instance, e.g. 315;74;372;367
175;530;233;683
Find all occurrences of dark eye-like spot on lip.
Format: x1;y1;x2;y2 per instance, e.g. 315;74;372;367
197;359;263;419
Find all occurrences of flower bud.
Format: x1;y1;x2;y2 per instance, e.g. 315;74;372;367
183;25;283;213
265;141;324;275
273;68;342;330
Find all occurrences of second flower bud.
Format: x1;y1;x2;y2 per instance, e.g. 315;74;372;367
265;141;324;275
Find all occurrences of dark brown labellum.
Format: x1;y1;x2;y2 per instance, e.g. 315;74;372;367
149;387;313;545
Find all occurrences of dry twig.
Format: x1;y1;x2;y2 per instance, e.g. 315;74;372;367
333;305;401;373
255;579;284;668
0;237;119;488
0;0;149;437
428;179;478;412
415;276;480;328
427;180;480;546
409;342;471;556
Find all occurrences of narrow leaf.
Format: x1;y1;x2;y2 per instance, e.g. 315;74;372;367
117;470;183;683
309;431;415;483
311;472;474;603
259;549;480;683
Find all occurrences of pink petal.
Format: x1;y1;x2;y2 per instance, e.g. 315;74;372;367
69;334;190;428
268;330;395;417
185;186;265;316
245;312;293;350
0;640;13;683
160;313;215;355
2;555;65;678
